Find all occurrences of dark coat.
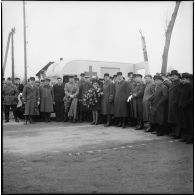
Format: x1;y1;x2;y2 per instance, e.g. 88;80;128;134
131;81;145;120
178;83;193;131
128;80;137;118
168;79;181;124
149;83;168;125
101;79;115;115
53;84;65;102
114;80;130;117
143;82;155;121
3;83;18;105
16;83;24;93
22;83;40;115
39;84;54;112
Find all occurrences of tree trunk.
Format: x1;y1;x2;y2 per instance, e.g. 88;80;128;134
161;1;181;74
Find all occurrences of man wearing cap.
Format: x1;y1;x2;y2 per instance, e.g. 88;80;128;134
148;75;168;135
22;77;40;124
35;80;40;88
3;77;19;123
53;77;65;122
14;77;24;94
143;75;155;131
64;75;79;122
130;74;145;130
178;73;193;143
40;79;45;86
39;78;54;122
101;73;115;127
114;72;130;128
168;70;181;139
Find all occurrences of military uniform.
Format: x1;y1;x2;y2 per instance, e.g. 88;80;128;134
3;82;19;122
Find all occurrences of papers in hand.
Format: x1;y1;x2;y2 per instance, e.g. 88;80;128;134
127;95;133;102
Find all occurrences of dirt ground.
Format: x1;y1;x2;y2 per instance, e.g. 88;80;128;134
3;121;193;194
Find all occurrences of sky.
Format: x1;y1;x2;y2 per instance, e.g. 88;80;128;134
2;1;193;79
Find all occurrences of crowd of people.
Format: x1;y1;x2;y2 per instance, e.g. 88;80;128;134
3;69;193;144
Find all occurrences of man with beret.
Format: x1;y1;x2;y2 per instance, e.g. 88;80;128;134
22;77;40;124
130;74;145;130
3;77;19;123
168;70;181;139
53;77;65;122
178;73;193;144
101;73;115;126
39;78;54;122
114;72;131;128
14;77;24;94
143;75;155;131
148;75;168;135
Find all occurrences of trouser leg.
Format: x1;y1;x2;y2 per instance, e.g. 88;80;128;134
11;105;18;122
95;111;99;124
4;105;10;121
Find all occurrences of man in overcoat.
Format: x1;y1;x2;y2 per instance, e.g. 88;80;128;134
178;73;193;144
101;73;115;127
149;75;168;135
168;70;181;139
14;78;24;94
22;77;40;124
130;74;145;130
39;78;54;122
3;77;19;122
114;72;130;128
143;75;155;131
53;77;65;122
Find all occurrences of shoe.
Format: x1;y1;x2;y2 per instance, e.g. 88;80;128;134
5;120;9;123
173;136;180;139
145;127;154;132
104;123;110;127
72;119;76;123
186;138;193;144
157;133;163;136
24;120;28;125
122;124;126;128
135;125;144;130
91;121;95;125
117;123;122;127
179;139;186;142
151;131;157;134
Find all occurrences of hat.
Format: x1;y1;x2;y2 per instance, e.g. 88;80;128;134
69;75;74;78
182;73;190;79
14;77;20;80
74;77;79;81
117;72;122;76
84;75;89;78
29;77;35;81
144;74;152;79
57;77;62;80
35;80;40;83
45;78;51;81
113;75;117;78
160;73;166;77
153;75;163;81
170;70;180;76
133;74;137;78
41;79;45;82
128;72;133;76
80;73;85;77
136;74;143;78
104;73;109;77
7;77;11;81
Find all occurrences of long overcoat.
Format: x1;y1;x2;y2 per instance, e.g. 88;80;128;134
178;83;193;131
39;84;54;113
168;80;181;124
53;84;65;102
149;83;168;125
3;83;18;105
22;83;40;115
142;82;155;121
128;80;137;118
114;80;130;117
131;81;145;120
101;79;115;115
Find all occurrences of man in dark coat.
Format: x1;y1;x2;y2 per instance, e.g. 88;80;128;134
114;72;130;128
143;75;155;131
53;77;65;122
127;73;137;126
168;70;181;139
130;74;145;130
22;77;40;124
160;73;172;89
148;75;168;136
101;73;115;127
3;77;19;122
39;78;54;122
14;78;24;94
178;73;193;144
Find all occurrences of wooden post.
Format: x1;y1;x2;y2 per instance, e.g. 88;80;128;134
11;28;15;83
23;1;27;84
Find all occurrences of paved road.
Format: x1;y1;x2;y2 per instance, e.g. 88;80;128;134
3;121;193;194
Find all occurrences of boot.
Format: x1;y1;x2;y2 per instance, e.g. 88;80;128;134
95;112;99;125
48;113;51;122
122;117;126;128
15;116;19;123
104;115;111;127
29;116;34;124
64;112;68;122
117;118;122;127
24;116;28;125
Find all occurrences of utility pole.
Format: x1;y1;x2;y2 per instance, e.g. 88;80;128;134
23;1;27;84
11;27;15;83
139;29;148;62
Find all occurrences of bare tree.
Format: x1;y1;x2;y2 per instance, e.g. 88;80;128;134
161;1;181;74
